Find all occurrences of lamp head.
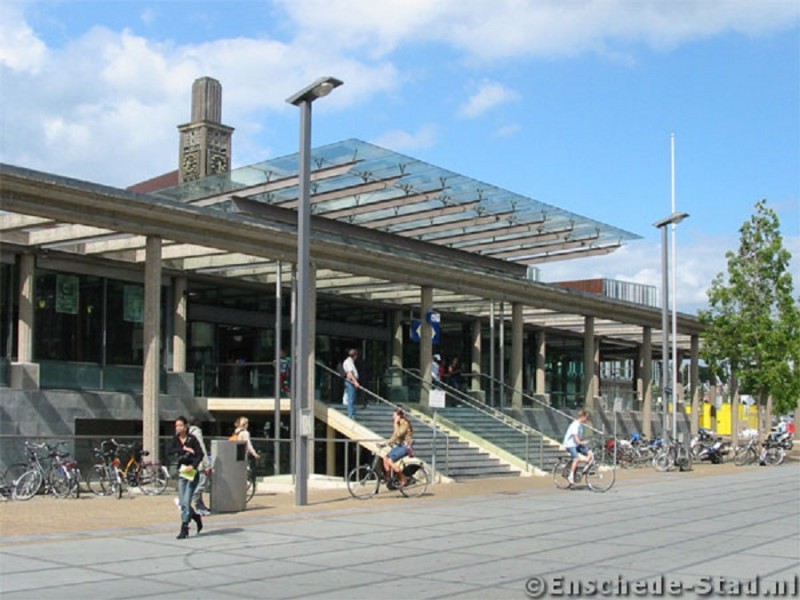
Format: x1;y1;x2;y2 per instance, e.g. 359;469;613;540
653;211;689;229
286;77;343;106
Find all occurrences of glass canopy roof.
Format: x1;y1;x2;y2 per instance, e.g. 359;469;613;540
157;139;639;266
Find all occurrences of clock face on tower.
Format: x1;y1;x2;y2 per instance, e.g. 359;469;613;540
209;152;228;174
182;151;200;179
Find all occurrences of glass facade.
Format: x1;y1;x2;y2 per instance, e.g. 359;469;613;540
2;254;642;406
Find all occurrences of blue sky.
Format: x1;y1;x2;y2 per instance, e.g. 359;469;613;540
1;0;798;313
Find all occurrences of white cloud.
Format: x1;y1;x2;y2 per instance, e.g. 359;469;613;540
458;81;519;118
0;2;48;72
371;124;438;151
494;124;521;138
0;17;400;186
541;231;800;315
277;0;800;61
1;0;797;189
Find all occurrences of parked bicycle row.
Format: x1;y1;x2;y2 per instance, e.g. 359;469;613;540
0;438;170;501
600;426;792;473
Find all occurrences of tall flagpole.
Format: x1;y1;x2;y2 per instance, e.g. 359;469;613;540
670;133;679;442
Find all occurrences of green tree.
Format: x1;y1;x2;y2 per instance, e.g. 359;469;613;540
699;200;800;417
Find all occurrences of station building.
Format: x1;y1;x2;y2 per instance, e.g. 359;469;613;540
0;77;704;477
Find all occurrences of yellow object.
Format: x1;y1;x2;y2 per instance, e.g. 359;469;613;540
695;402;758;435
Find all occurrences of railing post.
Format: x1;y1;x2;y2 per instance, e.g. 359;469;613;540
525;431;530;472
445;434;450;477
344;438;349;481
539;435;543;471
431;412;437;481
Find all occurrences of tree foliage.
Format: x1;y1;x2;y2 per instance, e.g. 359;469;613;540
699;200;800;414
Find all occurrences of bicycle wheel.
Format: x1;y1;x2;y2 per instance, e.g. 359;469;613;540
13;470;43;501
49;465;71;498
552;458;572;489
347;465;380;499
245;467;256;503
616;447;634;469
71;469;82;499
763;447;785;466
2;464;29;499
138;464;169;496
586;462;616;492
109;468;123;499
734;447;756;467
653;450;673;472
87;464;112;496
677;447;693;472
399;465;429;498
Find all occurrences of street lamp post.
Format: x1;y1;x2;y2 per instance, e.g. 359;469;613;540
654;211;689;441
286;76;343;506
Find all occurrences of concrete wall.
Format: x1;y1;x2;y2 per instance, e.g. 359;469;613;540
0;390;210;470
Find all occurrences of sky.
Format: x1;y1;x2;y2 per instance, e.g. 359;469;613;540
1;0;798;315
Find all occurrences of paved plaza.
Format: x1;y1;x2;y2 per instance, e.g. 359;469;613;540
1;463;798;599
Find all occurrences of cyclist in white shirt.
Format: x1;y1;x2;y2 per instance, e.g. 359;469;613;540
563;409;593;484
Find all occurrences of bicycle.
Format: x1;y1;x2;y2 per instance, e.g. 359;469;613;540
652;438;693;472
245;460;257;503
552;450;616;492
88;439;169;498
13;441;81;500
347;448;429;500
734;437;785;466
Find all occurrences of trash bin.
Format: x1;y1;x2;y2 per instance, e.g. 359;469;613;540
210;439;247;513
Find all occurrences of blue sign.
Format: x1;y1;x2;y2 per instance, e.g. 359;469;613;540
410;319;421;342
410;319;440;344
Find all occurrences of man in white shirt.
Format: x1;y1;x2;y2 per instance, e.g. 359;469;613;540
431;354;442;386
343;348;360;419
563;409;593;484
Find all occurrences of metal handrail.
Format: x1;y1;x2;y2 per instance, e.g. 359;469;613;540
385;366;555;470
316;361;450;478
387;366;539;437
468;371;604;436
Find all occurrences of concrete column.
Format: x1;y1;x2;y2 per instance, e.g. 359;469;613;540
326;424;336;476
471;319;482;392
640;327;653;439
166;276;194;398
390;310;403;385
391;310;403;369
172;276;187;372
535;329;546;397
583;316;597;410
690;336;700;435
420;286;433;407
142;236;162;462
11;253;39;389
511;302;523;409
17;253;34;362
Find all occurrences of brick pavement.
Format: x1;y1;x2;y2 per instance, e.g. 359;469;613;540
0;461;754;542
1;461;797;599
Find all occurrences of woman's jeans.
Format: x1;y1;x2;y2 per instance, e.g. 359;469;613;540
178;474;199;524
345;381;357;418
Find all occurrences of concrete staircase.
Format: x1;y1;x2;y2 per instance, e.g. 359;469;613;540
341;404;518;480
506;407;574;445
438;406;564;471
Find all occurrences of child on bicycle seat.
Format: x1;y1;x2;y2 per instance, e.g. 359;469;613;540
563;409;593;484
382;409;414;487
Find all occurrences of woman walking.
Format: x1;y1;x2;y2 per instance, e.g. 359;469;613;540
170;415;205;539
